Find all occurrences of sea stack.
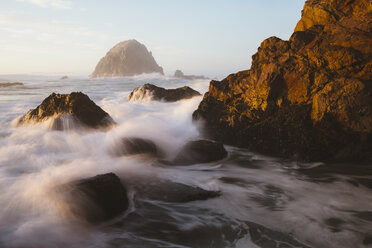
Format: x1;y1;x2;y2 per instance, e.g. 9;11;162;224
193;0;372;162
91;39;164;78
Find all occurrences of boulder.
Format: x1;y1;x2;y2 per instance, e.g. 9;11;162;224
128;83;201;102
60;173;129;223
16;92;115;130
171;140;228;165
174;70;207;80
193;0;372;162
110;137;160;157
91;39;164;78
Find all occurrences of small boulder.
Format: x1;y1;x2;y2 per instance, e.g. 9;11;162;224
128;83;201;102
110;137;160;157
60;173;129;223
172;140;228;165
16;92;115;130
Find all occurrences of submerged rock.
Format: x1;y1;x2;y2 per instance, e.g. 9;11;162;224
16;92;115;130
60;76;68;80
170;140;228;165
193;0;372;162
91;39;164;78
60;173;129;223
110;137;160;157
128;83;201;102
0;82;23;87
174;70;207;80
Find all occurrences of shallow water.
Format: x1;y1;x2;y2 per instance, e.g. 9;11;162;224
0;74;371;248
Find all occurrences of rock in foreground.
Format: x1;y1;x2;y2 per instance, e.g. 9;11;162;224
193;0;372;162
60;173;129;223
91;39;164;78
16;92;115;130
171;140;228;165
128;83;201;102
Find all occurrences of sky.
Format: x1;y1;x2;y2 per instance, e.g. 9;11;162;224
0;0;306;77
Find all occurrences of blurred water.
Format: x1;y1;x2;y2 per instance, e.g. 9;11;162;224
0;74;371;248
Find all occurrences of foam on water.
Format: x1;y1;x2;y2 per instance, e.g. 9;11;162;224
0;74;371;248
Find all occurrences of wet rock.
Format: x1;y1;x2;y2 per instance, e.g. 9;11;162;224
171;140;228;165
16;92;115;130
126;176;220;203
60;76;68;80
61;173;129;223
174;70;207;80
111;137;160;157
91;39;164;78
193;0;372;162
128;83;201;102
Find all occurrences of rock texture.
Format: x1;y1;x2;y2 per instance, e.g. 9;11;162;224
110;137;160;157
60;173;128;223
193;0;372;162
174;70;207;80
17;92;115;130
91;39;164;78
128;83;201;102
171;140;228;165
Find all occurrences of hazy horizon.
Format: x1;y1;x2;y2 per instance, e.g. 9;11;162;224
1;0;305;78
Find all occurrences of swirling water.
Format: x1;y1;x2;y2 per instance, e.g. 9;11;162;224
0;74;371;248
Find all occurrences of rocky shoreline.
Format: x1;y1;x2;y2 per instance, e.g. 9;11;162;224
193;0;372;162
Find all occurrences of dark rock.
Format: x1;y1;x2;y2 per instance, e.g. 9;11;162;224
16;92;115;130
125;176;220;203
128;83;201;102
91;39;164;78
110;137;160;157
174;70;207;80
193;0;372;162
171;140;228;165
60;173;129;223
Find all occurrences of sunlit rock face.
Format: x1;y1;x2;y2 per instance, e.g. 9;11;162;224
128;83;201;102
193;0;372;162
91;39;164;78
16;92;115;130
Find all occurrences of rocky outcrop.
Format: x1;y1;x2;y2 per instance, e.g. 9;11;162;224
174;70;207;80
170;140;228;165
128;83;201;102
110;137;160;157
193;0;372;162
59;173;128;223
0;82;23;87
17;92;115;130
91;39;164;78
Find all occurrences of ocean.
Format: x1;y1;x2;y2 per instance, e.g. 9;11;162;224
0;74;371;248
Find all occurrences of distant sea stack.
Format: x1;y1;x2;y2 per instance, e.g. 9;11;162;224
174;70;207;80
193;0;372;162
91;39;164;78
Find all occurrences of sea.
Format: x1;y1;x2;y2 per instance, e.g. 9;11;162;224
0;74;371;248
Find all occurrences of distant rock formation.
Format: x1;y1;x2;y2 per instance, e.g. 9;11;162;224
193;0;372;162
16;92;115;130
174;70;207;80
128;83;201;102
0;82;23;87
60;76;68;80
91;39;164;78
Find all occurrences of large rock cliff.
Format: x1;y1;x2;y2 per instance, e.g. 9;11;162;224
91;39;164;78
193;0;372;162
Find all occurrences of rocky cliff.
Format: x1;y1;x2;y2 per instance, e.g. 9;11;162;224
91;39;164;78
193;0;372;162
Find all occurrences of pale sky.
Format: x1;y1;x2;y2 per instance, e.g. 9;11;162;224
0;0;306;77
